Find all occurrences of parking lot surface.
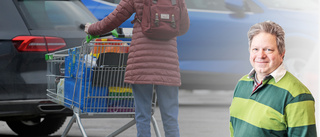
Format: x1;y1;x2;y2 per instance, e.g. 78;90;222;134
0;90;233;137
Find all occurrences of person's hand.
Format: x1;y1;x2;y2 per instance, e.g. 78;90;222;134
84;23;91;33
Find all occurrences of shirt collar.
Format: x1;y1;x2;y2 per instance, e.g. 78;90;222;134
248;63;287;83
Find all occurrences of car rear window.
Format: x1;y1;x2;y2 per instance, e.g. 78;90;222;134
18;0;97;30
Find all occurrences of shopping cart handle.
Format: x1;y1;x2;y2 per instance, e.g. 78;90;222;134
86;35;100;43
111;29;119;38
45;54;53;61
85;28;132;42
86;29;118;43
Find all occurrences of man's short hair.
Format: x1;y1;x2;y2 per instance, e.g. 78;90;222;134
247;21;285;55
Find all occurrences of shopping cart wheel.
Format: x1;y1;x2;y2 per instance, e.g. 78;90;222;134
6;115;66;136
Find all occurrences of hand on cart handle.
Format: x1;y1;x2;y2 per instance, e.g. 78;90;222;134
84;23;91;34
82;23;132;42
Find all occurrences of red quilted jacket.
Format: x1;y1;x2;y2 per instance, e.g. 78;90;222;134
88;0;190;86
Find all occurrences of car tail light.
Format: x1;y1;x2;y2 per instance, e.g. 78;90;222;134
12;36;66;52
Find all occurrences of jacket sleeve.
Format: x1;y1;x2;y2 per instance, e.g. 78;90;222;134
286;95;317;137
88;0;135;36
178;0;190;36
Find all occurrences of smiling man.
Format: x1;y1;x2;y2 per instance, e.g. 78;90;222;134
229;21;317;137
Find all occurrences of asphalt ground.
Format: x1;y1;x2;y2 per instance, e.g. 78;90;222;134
0;90;234;137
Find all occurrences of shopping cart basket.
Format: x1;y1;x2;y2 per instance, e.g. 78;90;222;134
46;36;161;137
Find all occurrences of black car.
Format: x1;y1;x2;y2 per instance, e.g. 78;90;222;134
0;0;97;136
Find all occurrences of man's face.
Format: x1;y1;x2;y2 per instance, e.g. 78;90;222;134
250;32;285;78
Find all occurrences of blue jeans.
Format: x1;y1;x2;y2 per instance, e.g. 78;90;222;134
132;84;180;137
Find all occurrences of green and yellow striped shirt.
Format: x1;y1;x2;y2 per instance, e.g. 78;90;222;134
230;67;316;137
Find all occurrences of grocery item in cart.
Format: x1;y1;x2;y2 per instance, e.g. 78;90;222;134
64;77;109;112
90;38;129;58
65;48;80;78
63;49;109;112
91;66;126;86
108;87;134;112
57;78;65;104
65;55;92;80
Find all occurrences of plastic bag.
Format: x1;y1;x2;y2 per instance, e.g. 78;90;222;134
84;54;97;67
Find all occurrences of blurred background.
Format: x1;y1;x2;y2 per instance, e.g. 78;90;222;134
82;0;320;135
0;0;319;136
83;0;319;92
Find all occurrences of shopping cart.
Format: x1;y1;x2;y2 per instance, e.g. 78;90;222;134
46;32;161;137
